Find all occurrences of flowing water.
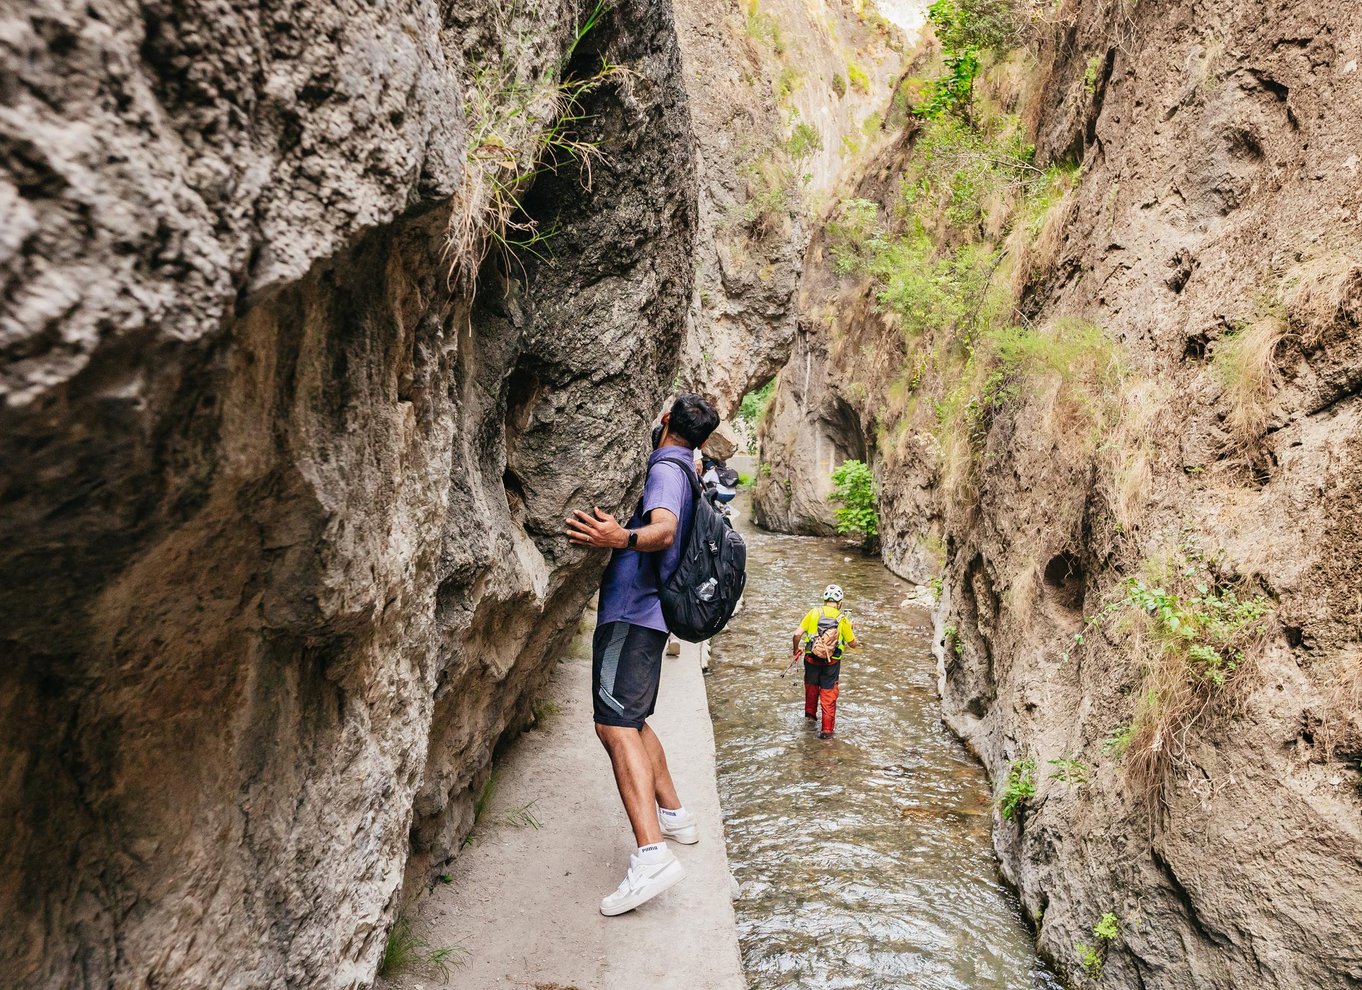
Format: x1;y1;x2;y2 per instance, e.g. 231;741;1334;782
707;496;1061;990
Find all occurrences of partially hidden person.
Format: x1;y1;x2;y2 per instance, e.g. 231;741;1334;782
791;584;859;739
564;392;720;916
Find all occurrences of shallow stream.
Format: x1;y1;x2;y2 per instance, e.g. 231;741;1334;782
707;496;1060;990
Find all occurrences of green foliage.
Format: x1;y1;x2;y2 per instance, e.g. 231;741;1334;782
774;64;802;101
1076;941;1104;980
379;916;467;980
829;459;880;543
500;800;543;830
998;757;1036;820
942;623;962;656
830;72;848;98
1102;724;1133;757
847;61;871;93
532;699;561;729
927;0;1020;52
733;154;794;237
916;0;1021;120
827;198;882;274
1076;913;1120;980
787;122;823;160
1094;912;1120;942
737;472;754;488
1048;756;1090;786
915;47;980;120
1083;53;1103;94
1122;560;1272;687
744;0;785;53
739;379;777;430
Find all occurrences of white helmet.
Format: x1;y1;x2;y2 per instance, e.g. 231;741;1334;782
823;584;844;603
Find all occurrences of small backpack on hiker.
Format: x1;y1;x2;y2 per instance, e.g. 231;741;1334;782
809;613;841;660
657;465;747;642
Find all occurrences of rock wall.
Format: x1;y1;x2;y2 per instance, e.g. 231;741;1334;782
673;0;909;416
0;1;695;987
756;0;1362;986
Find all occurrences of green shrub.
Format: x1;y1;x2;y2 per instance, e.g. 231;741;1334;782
830;72;848;97
829;459;880;543
787;121;822;160
1122;562;1271;687
998;757;1036;820
1076;912;1120;980
847;61;871;93
744;0;784;53
732;154;794;237
739;379;777;430
774;64;801;101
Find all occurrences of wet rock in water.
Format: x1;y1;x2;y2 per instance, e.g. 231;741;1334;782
900;585;937;610
0;1;697;986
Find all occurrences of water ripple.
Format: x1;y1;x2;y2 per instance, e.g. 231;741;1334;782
708;504;1059;989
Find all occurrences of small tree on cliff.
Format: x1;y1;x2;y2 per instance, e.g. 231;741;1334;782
829;459;880;552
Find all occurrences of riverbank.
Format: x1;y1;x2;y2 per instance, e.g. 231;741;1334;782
387;624;745;990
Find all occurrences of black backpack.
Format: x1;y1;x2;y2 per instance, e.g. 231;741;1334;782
656;463;747;642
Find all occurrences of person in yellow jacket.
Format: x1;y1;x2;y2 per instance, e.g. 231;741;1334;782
790;584;859;739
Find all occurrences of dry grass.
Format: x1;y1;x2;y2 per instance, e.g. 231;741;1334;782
1098;379;1172;534
1109;551;1273;809
1280;249;1362;348
1211;303;1287;454
1008;183;1076;300
1315;647;1362;759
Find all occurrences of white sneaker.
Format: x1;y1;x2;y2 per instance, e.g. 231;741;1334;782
658;809;699;845
599;851;686;916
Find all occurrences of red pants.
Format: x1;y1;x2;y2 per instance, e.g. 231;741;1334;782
803;659;840;734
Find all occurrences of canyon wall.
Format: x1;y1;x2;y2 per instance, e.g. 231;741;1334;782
0;1;695;987
756;0;1362;986
673;0;909;415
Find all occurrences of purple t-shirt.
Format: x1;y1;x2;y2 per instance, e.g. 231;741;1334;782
597;446;698;632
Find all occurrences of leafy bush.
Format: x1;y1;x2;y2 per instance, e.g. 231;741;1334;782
829;459;880;543
830;72;848;98
787;121;822;160
739;379;777;430
1097;547;1274;804
1124;574;1270;686
998;757;1036;820
847;61;871;93
1075;912;1120;980
916;0;1021;120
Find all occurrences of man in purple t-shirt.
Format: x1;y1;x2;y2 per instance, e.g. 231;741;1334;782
565;392;719;917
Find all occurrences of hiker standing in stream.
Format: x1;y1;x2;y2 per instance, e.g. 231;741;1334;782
564;392;720;916
792;584;859;739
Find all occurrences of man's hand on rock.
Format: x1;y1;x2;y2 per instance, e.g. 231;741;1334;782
565;507;628;549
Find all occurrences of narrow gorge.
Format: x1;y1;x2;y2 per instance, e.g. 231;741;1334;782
754;0;1362;987
2;0;1359;988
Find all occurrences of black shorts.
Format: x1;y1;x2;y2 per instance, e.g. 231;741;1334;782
804;658;841;689
592;621;669;729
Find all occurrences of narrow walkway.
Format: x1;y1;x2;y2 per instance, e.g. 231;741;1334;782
400;626;745;990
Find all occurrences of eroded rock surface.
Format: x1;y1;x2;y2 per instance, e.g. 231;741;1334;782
757;1;1362;986
0;1;694;987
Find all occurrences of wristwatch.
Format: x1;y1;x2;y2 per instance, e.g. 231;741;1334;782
627;530;638;549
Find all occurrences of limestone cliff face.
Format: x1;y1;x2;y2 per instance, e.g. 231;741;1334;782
672;0;907;416
0;2;694;987
757;0;1362;986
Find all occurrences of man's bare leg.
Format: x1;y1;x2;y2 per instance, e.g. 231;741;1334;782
640;722;682;811
596;723;663;846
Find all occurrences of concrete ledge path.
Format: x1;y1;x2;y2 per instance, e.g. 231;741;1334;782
397;631;746;990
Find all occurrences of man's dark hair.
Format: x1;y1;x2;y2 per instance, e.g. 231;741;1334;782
669;392;720;448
